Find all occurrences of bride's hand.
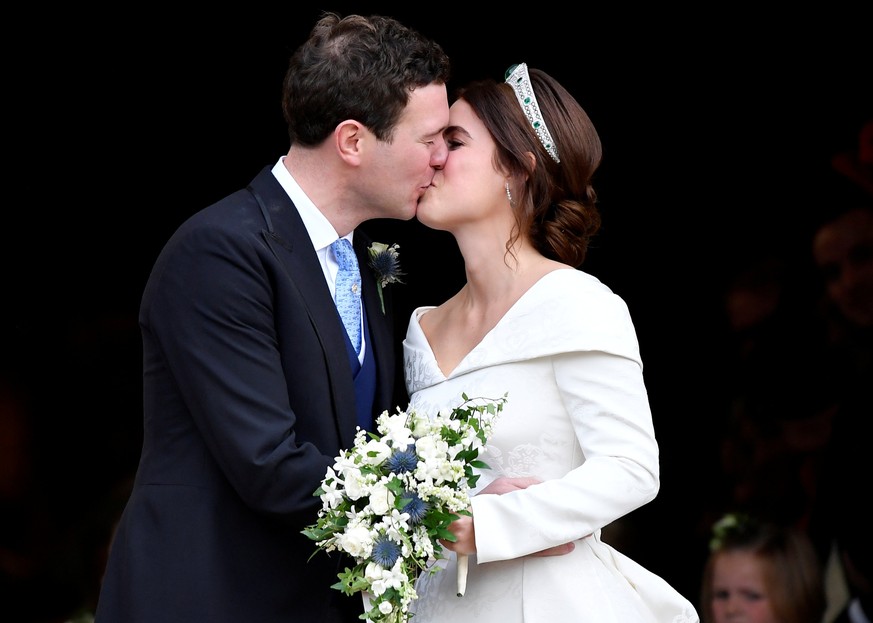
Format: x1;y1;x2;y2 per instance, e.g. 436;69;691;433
478;476;542;495
443;477;535;553
439;515;476;555
530;542;575;557
475;476;576;558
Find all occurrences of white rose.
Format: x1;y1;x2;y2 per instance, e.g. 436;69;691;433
368;481;395;516
343;467;367;500
359;439;392;466
337;523;373;559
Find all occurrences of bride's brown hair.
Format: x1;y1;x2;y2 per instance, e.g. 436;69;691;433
454;67;602;268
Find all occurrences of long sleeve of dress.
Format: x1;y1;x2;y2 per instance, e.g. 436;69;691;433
471;347;659;562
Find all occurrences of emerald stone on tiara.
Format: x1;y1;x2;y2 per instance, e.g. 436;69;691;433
505;63;561;163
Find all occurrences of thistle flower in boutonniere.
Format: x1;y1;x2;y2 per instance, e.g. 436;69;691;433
368;242;404;314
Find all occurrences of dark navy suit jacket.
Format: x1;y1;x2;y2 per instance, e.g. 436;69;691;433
95;166;401;622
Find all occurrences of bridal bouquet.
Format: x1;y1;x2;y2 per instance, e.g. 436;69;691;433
302;393;507;623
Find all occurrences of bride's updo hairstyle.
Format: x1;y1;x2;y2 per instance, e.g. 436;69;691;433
454;65;602;268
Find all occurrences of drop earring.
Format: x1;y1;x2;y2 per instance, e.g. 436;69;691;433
505;182;513;206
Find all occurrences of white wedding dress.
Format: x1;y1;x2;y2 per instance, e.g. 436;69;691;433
403;269;699;623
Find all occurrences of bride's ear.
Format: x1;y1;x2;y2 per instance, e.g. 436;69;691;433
505;153;535;183
524;151;537;174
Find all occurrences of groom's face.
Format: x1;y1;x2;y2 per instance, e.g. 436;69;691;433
361;83;450;222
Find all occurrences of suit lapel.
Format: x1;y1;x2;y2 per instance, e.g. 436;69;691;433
354;234;397;414
247;168;358;448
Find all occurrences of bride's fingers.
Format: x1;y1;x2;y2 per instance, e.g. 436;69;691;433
529;542;575;557
478;476;542;495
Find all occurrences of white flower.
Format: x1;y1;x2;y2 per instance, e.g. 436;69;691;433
378;411;417;449
376;509;411;539
367;480;395;516
342;467;369;501
318;467;345;509
366;559;406;596
332;447;362;483
337;521;374;559
359;437;393;466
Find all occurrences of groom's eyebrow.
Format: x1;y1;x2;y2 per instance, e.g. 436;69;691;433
423;127;446;140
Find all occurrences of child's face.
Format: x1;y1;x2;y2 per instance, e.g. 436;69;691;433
710;551;779;623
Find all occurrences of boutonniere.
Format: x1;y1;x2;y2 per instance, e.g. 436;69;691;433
367;242;404;314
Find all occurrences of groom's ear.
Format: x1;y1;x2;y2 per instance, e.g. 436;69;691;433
334;120;367;166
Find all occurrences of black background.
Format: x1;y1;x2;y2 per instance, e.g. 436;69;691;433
4;2;871;615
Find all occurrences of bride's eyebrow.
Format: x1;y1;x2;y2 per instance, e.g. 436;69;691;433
443;125;471;139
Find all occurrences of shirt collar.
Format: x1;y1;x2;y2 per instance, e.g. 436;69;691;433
271;157;351;252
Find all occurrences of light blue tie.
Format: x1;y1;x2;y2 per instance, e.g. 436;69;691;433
332;238;362;354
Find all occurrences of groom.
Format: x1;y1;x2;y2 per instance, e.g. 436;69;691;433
94;13;450;623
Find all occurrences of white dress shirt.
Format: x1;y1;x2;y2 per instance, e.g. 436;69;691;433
271;157;365;361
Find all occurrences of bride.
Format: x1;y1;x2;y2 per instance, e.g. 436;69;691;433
403;63;699;622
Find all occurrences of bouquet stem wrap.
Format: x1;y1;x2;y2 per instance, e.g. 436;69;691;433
457;553;469;597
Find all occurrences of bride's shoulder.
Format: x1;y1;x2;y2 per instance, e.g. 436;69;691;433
530;269;633;325
538;268;620;301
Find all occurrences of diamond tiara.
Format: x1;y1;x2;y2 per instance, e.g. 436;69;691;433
505;63;560;164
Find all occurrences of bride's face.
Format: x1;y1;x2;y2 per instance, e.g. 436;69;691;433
416;99;507;233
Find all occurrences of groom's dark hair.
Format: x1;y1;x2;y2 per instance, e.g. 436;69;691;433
282;12;451;146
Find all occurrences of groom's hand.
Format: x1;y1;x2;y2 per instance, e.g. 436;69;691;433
477;476;576;558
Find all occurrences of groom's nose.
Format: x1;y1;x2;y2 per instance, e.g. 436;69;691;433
431;140;448;169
